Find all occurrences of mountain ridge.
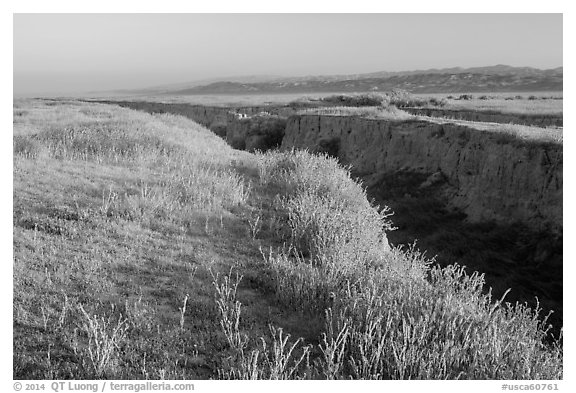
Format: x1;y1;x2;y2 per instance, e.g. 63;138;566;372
169;68;563;95
107;65;563;96
169;65;563;95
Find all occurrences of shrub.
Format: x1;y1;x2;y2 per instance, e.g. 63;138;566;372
212;270;312;380
247;115;286;151
287;99;319;110
254;149;562;379
298;106;413;120
457;94;474;100
320;94;387;107
324;264;562;379
388;91;446;108
257;150;397;293
429;97;448;107
77;304;129;378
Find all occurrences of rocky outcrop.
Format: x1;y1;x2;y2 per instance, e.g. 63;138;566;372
403;107;563;127
282;115;562;233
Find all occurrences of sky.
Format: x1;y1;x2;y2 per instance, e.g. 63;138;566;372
13;13;563;96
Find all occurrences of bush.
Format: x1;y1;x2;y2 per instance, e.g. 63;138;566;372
287;99;319;110
247;115;286;151
457;94;474;100
320;94;387;107
253;149;562;379
257;150;399;291
298;106;413;120
429;97;448;107
388;91;446;108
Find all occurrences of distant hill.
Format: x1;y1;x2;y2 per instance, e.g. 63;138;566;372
111;74;284;95
164;65;562;95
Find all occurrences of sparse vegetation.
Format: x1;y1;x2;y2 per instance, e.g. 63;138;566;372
301;91;449;110
319;93;387;107
423;116;563;145
298;105;413;120
387;90;448;108
253;150;562;379
438;93;563;116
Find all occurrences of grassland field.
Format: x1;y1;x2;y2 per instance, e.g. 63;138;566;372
13;98;562;380
90;91;562;116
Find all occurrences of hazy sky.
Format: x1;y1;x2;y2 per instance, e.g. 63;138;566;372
13;13;563;96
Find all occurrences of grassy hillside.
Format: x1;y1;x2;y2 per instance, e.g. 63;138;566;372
13;100;562;379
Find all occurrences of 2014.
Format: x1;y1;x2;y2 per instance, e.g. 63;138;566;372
25;384;45;390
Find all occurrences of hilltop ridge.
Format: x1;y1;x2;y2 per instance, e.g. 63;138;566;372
102;65;563;97
160;65;562;95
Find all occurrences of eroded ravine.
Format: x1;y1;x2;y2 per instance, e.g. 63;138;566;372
97;99;563;333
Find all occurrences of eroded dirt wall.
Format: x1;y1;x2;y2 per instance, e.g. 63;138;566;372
282;115;562;233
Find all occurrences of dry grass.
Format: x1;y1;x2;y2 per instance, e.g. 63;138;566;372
252;149;562;379
13;99;261;379
13;99;562;380
14;100;249;214
441;95;563;115
297;105;413;120
419;115;563;145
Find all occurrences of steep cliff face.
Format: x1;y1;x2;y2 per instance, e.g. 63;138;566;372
282;115;562;233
